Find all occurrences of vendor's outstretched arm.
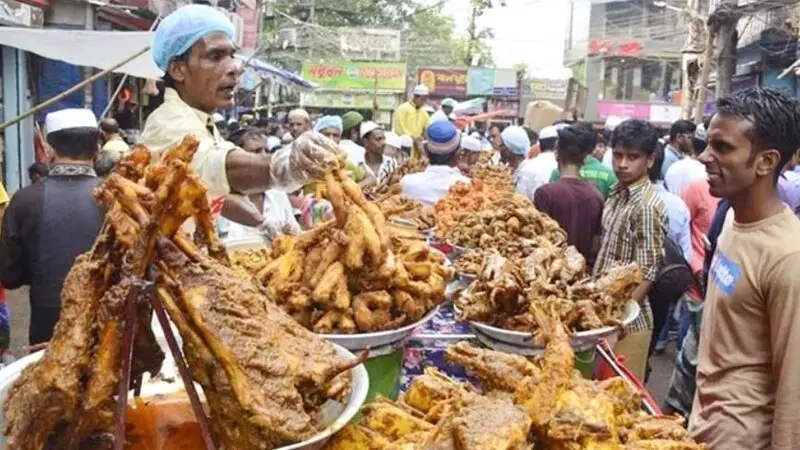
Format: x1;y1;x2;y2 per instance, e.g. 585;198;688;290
220;193;263;226
225;149;273;194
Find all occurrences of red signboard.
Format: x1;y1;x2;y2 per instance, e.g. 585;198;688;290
589;39;644;57
418;68;468;97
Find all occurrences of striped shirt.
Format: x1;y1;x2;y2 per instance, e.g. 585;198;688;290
594;177;667;333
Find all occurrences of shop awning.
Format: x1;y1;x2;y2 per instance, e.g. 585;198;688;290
0;27;317;90
0;27;159;78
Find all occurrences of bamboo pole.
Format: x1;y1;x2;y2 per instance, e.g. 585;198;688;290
0;45;150;131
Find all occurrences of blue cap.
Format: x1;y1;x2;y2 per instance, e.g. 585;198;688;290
425;121;460;155
501;126;531;156
152;5;236;72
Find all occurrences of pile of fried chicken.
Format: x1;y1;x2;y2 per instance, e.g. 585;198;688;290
368;185;436;231
233;146;454;334
443;193;568;255
365;155;429;198
457;246;643;335
324;305;707;449
2;137;360;450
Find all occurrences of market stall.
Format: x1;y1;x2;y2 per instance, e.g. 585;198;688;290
0;136;699;450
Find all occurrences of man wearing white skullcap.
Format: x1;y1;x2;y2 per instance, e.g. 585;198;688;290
288;109;311;139
458;135;483;172
440;98;457;116
384;132;406;164
140;4;338;202
0;108;105;345
393;84;431;153
514;125;556;201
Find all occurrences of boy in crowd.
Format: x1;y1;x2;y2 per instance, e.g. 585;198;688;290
534;123;604;265
594;119;667;381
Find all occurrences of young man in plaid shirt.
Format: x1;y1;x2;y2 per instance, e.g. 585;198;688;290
594;119;667;381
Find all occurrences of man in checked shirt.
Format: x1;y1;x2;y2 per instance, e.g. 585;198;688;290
594;119;667;381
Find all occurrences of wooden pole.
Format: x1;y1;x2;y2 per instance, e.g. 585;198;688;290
693;29;716;124
0;45;150;131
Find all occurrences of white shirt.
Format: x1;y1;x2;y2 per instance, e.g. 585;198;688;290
226;190;301;240
339;139;366;165
515;151;557;201
400;165;470;206
664;158;707;196
602;149;613;168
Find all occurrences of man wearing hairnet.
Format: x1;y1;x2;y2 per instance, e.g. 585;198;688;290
140;5;336;200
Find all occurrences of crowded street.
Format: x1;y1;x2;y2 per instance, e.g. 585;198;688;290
1;0;800;449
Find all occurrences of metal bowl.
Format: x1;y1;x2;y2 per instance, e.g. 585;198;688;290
320;306;440;351
455;301;641;349
0;332;368;450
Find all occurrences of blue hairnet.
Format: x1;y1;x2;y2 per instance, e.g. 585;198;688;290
314;115;343;133
502;126;531;156
152;5;236;72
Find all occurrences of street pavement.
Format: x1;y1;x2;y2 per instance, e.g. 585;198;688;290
5;287;678;407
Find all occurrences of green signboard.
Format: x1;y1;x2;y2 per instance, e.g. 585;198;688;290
301;61;407;92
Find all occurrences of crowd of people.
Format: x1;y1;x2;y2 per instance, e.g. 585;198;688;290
0;3;799;448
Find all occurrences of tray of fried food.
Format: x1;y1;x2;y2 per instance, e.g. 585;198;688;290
455;244;643;348
246;139;454;348
432;179;514;240
324;308;707;450
372;186;435;232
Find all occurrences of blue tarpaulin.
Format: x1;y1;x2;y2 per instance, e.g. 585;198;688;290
234;54;316;92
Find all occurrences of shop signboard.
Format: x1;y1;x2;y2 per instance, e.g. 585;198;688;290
468;67;495;96
596;101;650;120
492;68;517;96
418;67;468;97
529;77;568;99
301;91;400;110
763;69;795;99
0;0;43;27
301;61;407;92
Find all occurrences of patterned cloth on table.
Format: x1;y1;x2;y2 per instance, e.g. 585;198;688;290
401;303;479;392
594;177;667;334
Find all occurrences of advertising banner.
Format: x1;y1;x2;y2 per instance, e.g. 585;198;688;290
467;67;495;96
529;77;568;99
301;61;407;92
418;67;468;97
492;68;517;96
301;91;400;110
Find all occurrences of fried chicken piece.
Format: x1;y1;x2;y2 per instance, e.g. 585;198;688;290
401;368;467;414
450;392;531;450
624;416;692;443
624;441;708;450
445;342;539;393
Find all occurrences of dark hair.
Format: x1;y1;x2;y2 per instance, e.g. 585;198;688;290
539;137;557;152
231;127;266;149
669;119;697;142
650;143;666;181
610;119;659;156
47;128;100;160
94;150;121;177
489;123;506;133
570;122;598;154
255;117;270;128
427;150;459;165
556;126;591;166
714;87;800;173
523;127;538;144
28;163;49;180
99;118;120;134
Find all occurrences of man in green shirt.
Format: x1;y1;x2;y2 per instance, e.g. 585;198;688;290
549;122;617;198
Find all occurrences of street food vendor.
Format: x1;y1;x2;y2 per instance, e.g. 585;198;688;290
400;121;469;206
140;4;336;198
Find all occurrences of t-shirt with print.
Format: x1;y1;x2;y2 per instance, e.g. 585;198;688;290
689;206;800;450
534;178;604;264
550;156;617;199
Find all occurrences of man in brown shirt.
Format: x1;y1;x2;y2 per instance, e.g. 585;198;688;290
689;88;800;449
534;122;604;264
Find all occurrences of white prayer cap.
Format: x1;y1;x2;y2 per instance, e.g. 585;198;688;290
539;125;558;140
45;108;97;135
399;135;413;148
554;122;570;131
460;135;482;152
385;131;402;149
360;121;381;138
448;112;456;120
211;112;225;123
228;118;238;125
413;84;429;96
423;105;436;114
430;110;449;124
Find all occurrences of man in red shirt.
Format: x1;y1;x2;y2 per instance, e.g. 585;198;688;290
534;122;604;264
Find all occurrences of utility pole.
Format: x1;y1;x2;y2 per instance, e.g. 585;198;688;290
679;0;706;119
693;24;715;123
713;1;741;98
